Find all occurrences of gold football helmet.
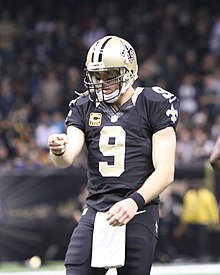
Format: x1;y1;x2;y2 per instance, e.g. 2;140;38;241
84;35;138;103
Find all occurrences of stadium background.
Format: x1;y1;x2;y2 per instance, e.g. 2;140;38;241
0;0;220;271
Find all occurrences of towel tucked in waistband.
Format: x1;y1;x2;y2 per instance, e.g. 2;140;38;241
91;212;126;269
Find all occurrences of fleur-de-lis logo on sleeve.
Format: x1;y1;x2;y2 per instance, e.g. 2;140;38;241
166;103;178;123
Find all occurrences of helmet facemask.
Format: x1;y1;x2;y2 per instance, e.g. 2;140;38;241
84;67;131;103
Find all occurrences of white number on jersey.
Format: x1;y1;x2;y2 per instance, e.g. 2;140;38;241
99;126;126;177
152;86;176;103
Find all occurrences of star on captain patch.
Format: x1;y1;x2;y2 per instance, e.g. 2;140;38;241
89;112;102;126
166;103;178;123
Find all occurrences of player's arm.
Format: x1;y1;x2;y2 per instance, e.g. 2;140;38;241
137;126;176;203
210;134;220;174
48;125;85;169
107;126;176;226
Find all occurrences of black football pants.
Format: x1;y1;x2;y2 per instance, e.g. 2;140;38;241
65;204;159;275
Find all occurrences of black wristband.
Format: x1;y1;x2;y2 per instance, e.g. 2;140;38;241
52;150;65;156
130;192;145;211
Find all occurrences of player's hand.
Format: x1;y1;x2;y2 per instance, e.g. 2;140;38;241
106;198;138;226
48;133;69;155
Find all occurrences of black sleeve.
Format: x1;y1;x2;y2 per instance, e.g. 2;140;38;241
65;98;85;132
143;86;180;133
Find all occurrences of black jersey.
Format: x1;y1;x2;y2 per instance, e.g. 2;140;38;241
66;86;180;211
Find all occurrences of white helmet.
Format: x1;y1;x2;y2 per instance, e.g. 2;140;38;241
84;35;138;103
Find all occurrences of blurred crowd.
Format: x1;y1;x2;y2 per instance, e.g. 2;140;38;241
156;179;220;262
1;0;220;171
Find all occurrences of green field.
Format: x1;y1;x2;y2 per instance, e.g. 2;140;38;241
0;260;64;272
0;261;220;275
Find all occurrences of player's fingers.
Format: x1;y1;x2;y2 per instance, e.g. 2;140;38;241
108;211;124;225
111;221;124;227
48;135;57;144
118;213;129;224
108;216;117;225
48;136;66;149
119;216;130;225
58;133;69;143
48;134;67;144
106;208;119;221
106;212;113;221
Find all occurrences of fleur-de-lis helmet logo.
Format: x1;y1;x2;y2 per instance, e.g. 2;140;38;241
121;44;134;64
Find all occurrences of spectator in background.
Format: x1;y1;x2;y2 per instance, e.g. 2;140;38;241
138;55;163;87
35;112;61;150
82;18;107;49
183;48;198;74
156;183;183;263
174;179;219;260
178;74;198;116
192;126;214;162
51;112;66;133
66;66;84;103
176;127;195;165
200;67;220;121
162;53;180;92
209;16;220;56
210;132;220;174
0;77;16;118
34;71;63;113
211;114;220;141
0;142;11;171
72;185;88;223
0;10;18;63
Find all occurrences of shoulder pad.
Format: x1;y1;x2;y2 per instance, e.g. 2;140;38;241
143;86;177;102
69;94;90;108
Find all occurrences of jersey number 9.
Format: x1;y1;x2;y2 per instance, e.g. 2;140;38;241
99;126;126;177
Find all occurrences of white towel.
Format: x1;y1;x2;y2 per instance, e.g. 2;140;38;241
106;268;118;274
91;212;126;269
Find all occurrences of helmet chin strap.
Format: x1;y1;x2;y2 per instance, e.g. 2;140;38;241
103;89;120;103
102;84;129;103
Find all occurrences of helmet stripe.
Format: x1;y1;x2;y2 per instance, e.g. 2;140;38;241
92;37;112;63
91;41;99;63
98;37;112;62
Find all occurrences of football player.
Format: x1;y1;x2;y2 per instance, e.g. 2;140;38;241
48;35;180;275
210;133;220;174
